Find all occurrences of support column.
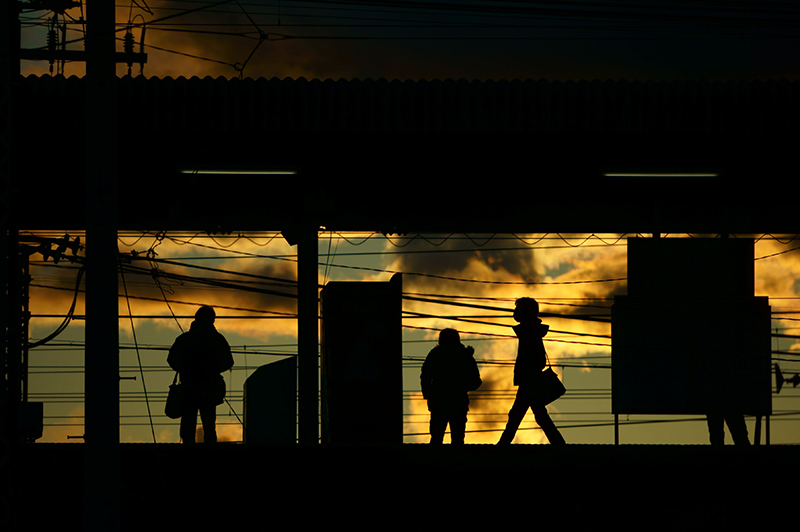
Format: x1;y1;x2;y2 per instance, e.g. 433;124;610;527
297;227;319;445
0;1;16;525
83;1;119;530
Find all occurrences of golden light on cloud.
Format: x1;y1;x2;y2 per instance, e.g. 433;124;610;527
40;406;85;443
388;233;623;444
21;230;800;445
195;422;242;444
12;0;800;450
23;229;303;443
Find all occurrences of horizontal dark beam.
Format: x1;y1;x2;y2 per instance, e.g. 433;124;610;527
19;50;147;64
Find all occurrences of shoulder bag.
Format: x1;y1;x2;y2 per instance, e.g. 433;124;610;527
537;352;566;405
165;372;184;419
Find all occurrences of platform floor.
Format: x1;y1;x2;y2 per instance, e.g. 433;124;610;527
7;443;797;531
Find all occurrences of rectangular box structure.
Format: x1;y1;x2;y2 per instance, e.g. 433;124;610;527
612;297;771;414
243;357;297;445
321;274;402;445
626;238;755;299
612;238;771;415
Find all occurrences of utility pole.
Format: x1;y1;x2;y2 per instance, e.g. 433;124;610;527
83;0;119;530
2;0;19;526
17;1;147;76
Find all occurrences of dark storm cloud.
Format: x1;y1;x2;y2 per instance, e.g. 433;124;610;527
215;256;298;314
387;234;539;289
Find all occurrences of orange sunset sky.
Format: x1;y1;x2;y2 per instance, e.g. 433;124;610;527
22;231;800;445
13;2;800;445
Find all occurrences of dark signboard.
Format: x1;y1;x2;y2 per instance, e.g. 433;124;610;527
613;239;771;415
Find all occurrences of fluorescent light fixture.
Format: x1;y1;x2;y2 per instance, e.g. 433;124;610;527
603;172;719;177
179;167;298;175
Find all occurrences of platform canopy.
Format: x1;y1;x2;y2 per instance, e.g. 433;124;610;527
9;75;799;234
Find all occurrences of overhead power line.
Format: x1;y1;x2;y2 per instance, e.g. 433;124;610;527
30;281;297;317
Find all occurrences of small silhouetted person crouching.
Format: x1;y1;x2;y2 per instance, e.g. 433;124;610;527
168;306;234;444
497;297;565;445
421;328;482;444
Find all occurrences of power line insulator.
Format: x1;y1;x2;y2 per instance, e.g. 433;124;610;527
124;28;135;75
47;27;57;73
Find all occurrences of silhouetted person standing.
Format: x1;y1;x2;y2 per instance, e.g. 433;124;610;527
168;306;234;443
497;297;565;445
420;329;482;444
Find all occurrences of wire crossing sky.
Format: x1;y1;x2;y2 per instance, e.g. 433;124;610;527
19;231;800;445
11;2;800;446
18;0;800;80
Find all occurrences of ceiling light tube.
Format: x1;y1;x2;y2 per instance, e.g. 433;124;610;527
179;167;298;175
603;172;719;177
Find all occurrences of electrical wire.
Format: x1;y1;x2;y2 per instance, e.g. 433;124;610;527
27;265;85;349
20;229;800;444
30;280;298;317
20;0;800;81
120;262;157;443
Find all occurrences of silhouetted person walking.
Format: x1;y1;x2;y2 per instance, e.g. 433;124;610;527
168;306;234;443
497;297;565;445
421;329;482;444
706;413;750;446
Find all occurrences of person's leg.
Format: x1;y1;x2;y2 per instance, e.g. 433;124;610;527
429;410;447;444
199;403;217;443
724;414;750;446
498;389;529;444
706;414;725;445
180;403;198;444
532;405;565;445
449;410;467;444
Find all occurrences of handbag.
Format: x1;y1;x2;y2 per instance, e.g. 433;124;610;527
538;366;566;405
165;372;184;419
537;351;566;405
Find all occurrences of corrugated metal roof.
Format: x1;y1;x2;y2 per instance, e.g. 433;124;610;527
18;75;800;136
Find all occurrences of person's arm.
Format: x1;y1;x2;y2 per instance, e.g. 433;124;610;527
465;346;482;391
420;351;435;400
167;336;184;372
217;335;234;373
420;360;429;400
